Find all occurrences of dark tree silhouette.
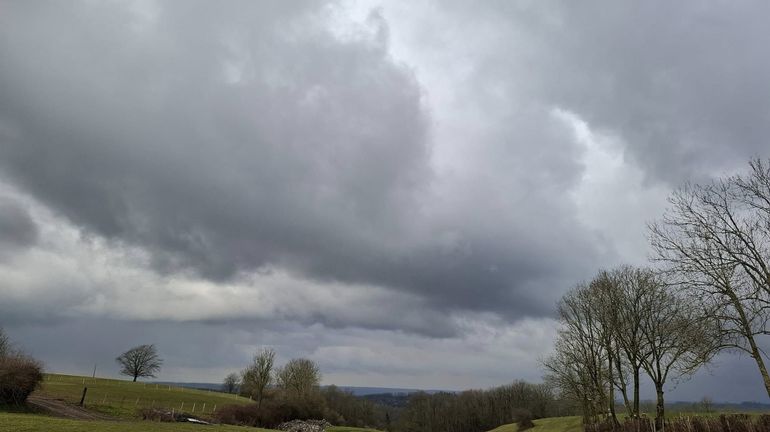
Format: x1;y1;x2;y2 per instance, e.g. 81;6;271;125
115;344;163;382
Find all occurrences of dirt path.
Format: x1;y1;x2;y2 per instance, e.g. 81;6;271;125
27;395;118;421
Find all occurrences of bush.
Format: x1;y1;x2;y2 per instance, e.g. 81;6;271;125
214;394;327;429
515;409;535;431
0;354;44;405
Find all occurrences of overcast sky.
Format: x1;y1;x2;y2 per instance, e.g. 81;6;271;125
1;0;770;402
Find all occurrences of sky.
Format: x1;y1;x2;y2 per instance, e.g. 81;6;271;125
1;0;770;402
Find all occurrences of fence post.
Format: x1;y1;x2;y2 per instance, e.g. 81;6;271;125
79;387;88;407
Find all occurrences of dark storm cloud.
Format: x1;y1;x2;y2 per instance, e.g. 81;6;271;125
0;0;602;323
0;197;37;254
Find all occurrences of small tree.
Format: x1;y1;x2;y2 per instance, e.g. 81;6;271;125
0;327;9;358
276;358;321;399
115;344;163;382
700;396;714;413
222;372;240;394
241;348;275;407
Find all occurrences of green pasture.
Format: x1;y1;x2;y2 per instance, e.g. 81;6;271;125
36;373;253;418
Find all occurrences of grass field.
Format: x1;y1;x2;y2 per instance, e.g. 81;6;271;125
488;416;583;432
1;374;387;431
36;374;253;418
0;412;272;432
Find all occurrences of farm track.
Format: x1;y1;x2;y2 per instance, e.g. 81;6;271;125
27;395;118;421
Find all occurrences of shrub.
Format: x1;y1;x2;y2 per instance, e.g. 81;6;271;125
0;353;43;405
214;394;327;429
515;409;535;431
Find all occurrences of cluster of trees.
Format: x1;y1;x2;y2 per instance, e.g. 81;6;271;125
216;349;331;428
219;350;563;431
0;327;43;405
227;348;322;405
543;267;719;429
217;350;395;429
544;158;770;430
395;381;561;432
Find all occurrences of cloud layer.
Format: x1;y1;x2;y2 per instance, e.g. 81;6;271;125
1;0;769;399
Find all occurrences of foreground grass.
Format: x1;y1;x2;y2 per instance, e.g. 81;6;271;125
36;374;253;418
327;428;383;432
0;412;273;432
489;416;583;432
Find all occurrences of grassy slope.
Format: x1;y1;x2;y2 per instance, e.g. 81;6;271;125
36;374;253;418
489;416;583;432
0;412;270;432
6;374;385;432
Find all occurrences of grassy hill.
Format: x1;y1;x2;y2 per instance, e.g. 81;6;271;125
36;374;253;418
0;373;386;432
488;416;583;432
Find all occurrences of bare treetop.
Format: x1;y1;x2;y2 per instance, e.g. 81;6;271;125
115;344;163;382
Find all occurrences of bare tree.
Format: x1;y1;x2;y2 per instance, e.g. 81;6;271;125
543;283;609;425
276;357;321;399
637;276;719;430
608;266;656;418
241;347;275;407
649;158;770;398
115;344;163;382
222;372;240;394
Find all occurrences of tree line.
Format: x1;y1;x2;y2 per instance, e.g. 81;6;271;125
217;348;564;431
394;381;563;432
544;158;770;430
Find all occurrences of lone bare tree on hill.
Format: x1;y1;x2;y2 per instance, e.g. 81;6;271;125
115;344;163;382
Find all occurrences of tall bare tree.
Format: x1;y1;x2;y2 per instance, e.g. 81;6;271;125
115;344;163;382
543;283;609;425
636;276;719;430
649;158;770;398
241;347;275;407
609;266;655;417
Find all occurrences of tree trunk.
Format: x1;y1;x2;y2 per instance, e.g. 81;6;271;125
633;367;640;417
655;386;665;432
133;375;137;382
608;357;619;426
732;292;770;399
750;339;770;398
